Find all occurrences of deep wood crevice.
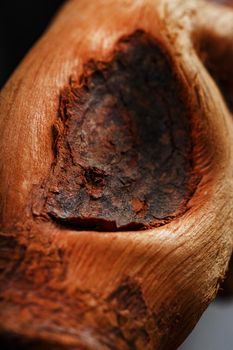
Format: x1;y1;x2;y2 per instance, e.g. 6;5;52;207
38;30;201;232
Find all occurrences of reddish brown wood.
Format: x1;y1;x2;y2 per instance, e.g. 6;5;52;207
42;31;200;231
0;1;233;349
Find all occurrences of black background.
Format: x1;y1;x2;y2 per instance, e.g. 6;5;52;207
0;0;64;88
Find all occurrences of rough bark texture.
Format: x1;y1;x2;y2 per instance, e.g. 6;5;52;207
0;0;233;349
41;30;200;231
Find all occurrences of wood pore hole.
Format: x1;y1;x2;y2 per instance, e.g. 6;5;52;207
40;30;200;231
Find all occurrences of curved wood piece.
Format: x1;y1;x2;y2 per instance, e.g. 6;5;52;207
0;0;233;349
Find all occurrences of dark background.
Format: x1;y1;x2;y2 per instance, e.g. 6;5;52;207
0;1;232;349
0;0;64;87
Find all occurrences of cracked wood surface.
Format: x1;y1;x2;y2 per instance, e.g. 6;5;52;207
0;0;233;349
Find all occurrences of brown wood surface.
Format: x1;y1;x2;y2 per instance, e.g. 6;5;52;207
0;0;233;349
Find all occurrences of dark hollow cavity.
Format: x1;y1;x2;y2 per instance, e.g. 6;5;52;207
43;30;198;231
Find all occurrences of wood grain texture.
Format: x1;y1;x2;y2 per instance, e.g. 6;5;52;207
0;0;233;349
43;30;200;231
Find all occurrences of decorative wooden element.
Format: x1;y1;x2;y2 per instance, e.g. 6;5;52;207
0;0;233;349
